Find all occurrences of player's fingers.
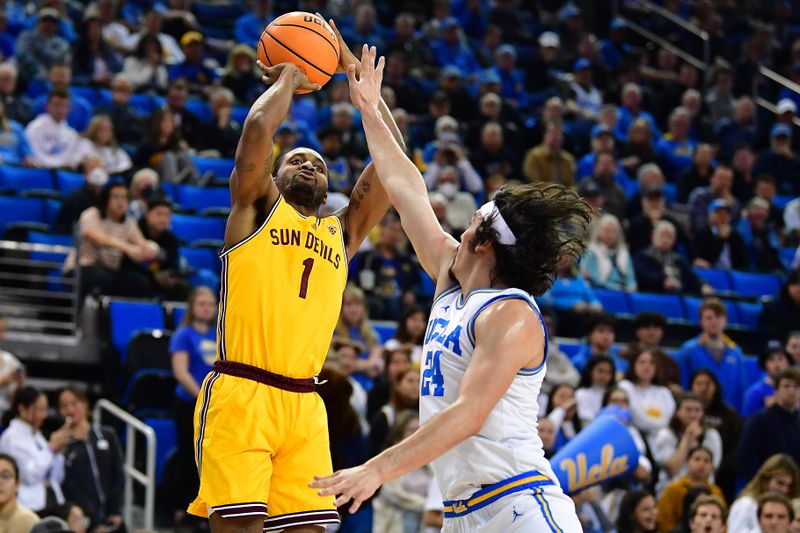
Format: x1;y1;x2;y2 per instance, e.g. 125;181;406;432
375;56;385;83
360;44;369;72
369;46;377;69
345;64;357;84
255;60;268;73
349;497;363;514
334;493;351;507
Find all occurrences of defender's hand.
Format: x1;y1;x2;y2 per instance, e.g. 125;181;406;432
325;16;359;74
310;463;383;513
345;45;384;111
256;61;321;92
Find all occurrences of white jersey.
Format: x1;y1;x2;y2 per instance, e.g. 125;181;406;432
419;285;558;502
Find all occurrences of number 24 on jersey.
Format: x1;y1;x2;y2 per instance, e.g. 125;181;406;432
421;349;445;396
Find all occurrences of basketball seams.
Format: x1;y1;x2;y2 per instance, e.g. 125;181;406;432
258;34;273;67
264;30;335;78
269;23;340;58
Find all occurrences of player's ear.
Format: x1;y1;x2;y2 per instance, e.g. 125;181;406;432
473;239;493;255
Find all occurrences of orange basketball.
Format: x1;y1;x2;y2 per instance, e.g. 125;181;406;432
258;12;340;94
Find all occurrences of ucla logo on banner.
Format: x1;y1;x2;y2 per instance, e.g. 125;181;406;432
559;444;630;493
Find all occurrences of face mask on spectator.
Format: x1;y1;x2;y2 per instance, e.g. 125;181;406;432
437;182;459;199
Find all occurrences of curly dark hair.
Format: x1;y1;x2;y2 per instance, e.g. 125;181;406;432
474;183;592;296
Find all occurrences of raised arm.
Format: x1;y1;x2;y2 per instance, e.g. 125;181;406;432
224;62;319;249
347;46;458;278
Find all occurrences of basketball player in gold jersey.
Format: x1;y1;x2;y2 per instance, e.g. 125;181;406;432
187;20;404;533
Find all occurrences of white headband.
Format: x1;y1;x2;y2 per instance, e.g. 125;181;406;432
479;201;517;245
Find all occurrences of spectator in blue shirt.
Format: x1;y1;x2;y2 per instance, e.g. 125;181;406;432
168;31;219;97
170;287;217;524
341;4;385;53
677;297;748;410
716;96;756;161
233;0;274;47
742;342;791;418
490;44;524;105
738;197;783;273
15;8;71;86
571;313;626;374
0;100;32;166
0;11;15;62
616;83;660;141
430;17;481;74
753;123;800;197
599;18;632;70
539;255;602;313
656;107;698;181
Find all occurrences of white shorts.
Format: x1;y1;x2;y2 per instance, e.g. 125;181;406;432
441;485;582;533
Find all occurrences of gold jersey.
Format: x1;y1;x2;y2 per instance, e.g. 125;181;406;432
217;196;347;377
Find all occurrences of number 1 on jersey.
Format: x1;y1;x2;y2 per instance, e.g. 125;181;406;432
299;258;314;298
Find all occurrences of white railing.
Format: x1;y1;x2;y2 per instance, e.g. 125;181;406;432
93;399;156;530
755;65;800;127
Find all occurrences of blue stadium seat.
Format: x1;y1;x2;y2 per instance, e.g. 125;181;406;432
231;106;249;125
28;231;73;263
56;170;85;195
0;166;53;193
43;199;62;227
593;288;632;315
184;99;213;123
109;300;165;361
629;293;684;320
772;195;793;210
144;417;177;485
172;306;186;327
663;183;678;204
291;97;319;132
128;93;161;115
419;272;436;298
190;157;234;179
742;356;764;390
559;342;582;360
371;321;397;344
729;272;782;299
736;301;763;329
175;185;230;212
684;296;739;325
180;246;219;272
0;197;45;234
171;214;225;244
692;268;731;292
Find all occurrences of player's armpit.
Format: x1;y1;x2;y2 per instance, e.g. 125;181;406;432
455;299;545;425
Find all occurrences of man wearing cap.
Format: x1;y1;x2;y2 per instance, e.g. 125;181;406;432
577;124;618;179
14;7;70;85
568;58;602;121
437;65;475;123
490;44;524;104
738;197;783;272
692;198;749;271
599;18;631;70
168;31;219;96
527;31;562;93
754;122;800;197
430;17;480;74
688;164;739;233
742;343;791;418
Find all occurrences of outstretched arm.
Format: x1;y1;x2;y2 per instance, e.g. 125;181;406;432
224;62;319;249
310;300;545;512
346;46;458;278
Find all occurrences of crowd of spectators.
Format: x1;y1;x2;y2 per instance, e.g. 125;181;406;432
1;0;800;532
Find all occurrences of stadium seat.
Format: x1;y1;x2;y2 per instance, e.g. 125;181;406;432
419;272;436;298
729;272;782;299
175;185;230;212
172;306;186;327
27;231;73;263
56;170;86;195
780;247;797;270
559;341;582;360
171;214;225;244
772;195;793;210
231;106;249;124
143;417;177;485
372;321;398;344
736;301;763;329
128;93;161;115
184;99;213;123
109;300;165;361
0;197;45;234
692;268;731;292
628;293;684;320
126;330;173;375
43;199;62;227
742;356;764;390
190;157;234;179
663;183;678;204
124;368;175;418
180;246;219;273
0;166;53;193
593;288;632;315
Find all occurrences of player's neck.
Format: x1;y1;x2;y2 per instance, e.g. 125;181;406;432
286;199;318;217
457;264;503;296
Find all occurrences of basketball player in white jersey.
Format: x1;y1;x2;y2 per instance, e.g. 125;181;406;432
310;46;591;532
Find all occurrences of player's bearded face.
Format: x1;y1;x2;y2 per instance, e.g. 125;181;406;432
278;166;327;210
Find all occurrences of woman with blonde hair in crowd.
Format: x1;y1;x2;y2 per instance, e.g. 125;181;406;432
333;284;382;390
727;454;800;533
74;115;132;175
582;213;638;291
